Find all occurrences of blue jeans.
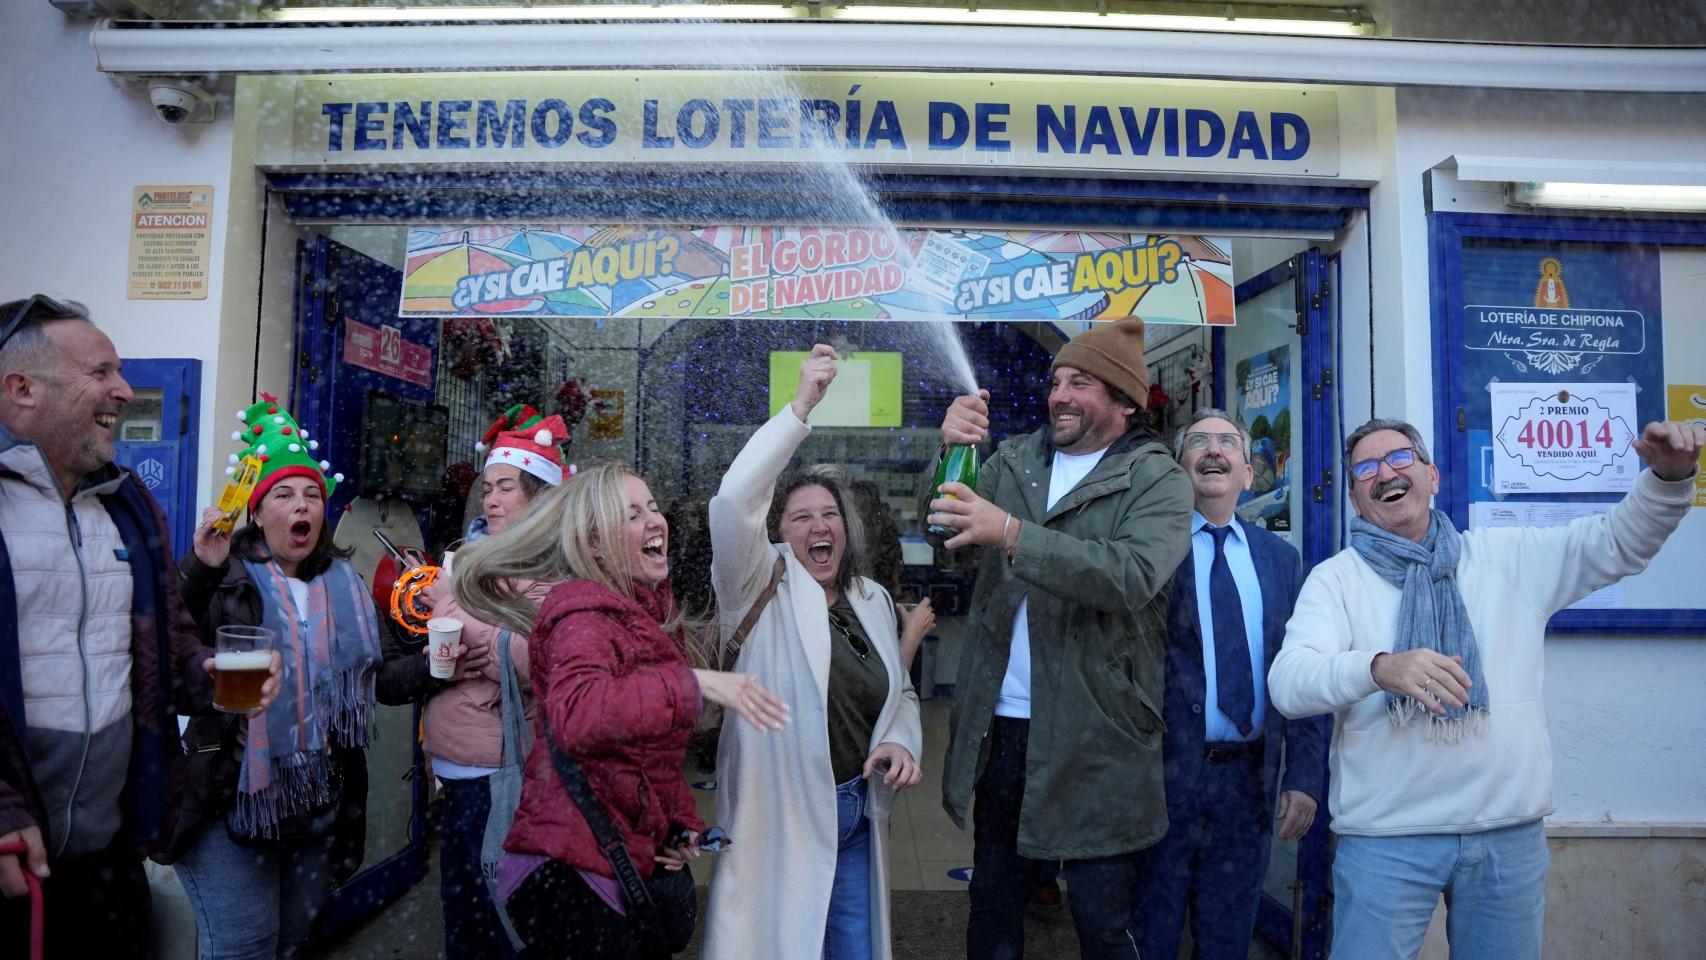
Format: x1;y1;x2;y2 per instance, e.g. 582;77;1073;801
822;775;873;960
174;824;335;960
440;776;520;960
1330;820;1548;960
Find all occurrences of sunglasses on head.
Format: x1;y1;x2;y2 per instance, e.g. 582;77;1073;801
0;294;82;355
1350;447;1418;483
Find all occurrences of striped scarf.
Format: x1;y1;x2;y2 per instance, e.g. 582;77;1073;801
232;556;381;837
1350;510;1491;743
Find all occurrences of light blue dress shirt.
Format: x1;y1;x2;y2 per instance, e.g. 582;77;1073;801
1191;510;1266;743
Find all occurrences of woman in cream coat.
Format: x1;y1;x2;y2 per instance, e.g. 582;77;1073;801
700;345;928;960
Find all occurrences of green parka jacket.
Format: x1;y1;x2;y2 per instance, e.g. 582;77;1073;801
938;423;1192;860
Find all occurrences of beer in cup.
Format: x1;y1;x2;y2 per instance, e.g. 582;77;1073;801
427;617;463;680
213;625;274;714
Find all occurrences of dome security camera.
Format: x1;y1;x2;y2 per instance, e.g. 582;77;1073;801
148;79;215;126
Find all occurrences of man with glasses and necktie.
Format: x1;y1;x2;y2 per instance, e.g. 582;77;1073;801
1130;408;1326;960
0;295;279;958
1269;415;1703;960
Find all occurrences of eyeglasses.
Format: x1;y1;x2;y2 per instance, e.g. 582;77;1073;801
699;826;733;852
1182;432;1243;453
826;608;870;660
1350;447;1419;483
0;294;82;355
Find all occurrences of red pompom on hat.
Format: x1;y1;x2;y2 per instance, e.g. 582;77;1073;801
484;415;570;486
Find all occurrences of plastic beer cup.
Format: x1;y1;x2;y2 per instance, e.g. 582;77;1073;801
865;758;897;824
213;625;273;714
427;617;463;680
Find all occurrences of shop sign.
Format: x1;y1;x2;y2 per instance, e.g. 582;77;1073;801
397;224;1236;325
1459;246;1665;507
1490;382;1637;495
127;185;213;300
344;318;434;387
291;71;1338;177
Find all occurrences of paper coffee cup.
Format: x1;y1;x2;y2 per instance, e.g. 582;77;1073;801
426;617;463;680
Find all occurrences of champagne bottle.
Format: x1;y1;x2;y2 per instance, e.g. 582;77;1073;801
923;444;981;550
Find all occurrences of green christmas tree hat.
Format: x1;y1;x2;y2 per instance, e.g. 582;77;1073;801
225;391;343;510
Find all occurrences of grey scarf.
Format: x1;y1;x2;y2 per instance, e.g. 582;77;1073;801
1350;509;1490;742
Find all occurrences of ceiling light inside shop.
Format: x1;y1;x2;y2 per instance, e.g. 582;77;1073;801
267;3;1374;36
1505;181;1706;213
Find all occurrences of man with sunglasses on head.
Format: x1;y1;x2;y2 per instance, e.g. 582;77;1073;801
1130;408;1325;960
925;316;1192;960
1269;415;1703;960
0;295;277;957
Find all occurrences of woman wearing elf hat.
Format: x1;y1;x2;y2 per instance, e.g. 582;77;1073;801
165;393;438;960
419;409;572;960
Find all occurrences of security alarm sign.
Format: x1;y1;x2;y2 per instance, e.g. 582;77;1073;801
1491;382;1638;495
127;185;213;300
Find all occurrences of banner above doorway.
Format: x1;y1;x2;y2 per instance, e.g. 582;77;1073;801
399;224;1236;325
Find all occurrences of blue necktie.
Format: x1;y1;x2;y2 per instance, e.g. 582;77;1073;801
1209;524;1256;737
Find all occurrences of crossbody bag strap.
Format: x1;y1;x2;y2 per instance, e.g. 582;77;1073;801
541;725;656;912
720;554;786;672
497;630;530;762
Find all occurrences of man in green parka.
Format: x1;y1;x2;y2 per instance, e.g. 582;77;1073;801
926;316;1192;960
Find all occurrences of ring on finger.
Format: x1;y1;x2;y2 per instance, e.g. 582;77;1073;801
1421;676;1432;693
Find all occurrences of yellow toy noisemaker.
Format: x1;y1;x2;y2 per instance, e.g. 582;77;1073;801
212;455;263;535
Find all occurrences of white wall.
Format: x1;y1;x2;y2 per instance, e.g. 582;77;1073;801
0;6;237;513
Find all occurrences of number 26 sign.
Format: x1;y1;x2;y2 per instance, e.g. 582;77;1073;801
1491;382;1638;494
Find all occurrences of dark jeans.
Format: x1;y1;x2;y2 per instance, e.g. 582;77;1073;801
0;840;156;959
506;859;669;960
440;777;519;960
968;717;1142;960
1132;748;1272;960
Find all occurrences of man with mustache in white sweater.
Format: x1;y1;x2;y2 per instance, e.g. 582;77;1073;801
1269;415;1702;960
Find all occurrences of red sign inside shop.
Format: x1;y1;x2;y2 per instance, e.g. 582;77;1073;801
344;320;434;388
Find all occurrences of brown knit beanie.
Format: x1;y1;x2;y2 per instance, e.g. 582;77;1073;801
1051;316;1149;409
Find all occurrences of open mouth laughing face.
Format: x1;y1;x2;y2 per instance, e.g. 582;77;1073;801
616;473;670;588
1348;429;1440;542
1179;417;1253;504
779;483;846;590
254;476;325;576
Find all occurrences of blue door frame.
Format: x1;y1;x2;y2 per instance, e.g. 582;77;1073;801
1219;251;1336;960
292;235;431;939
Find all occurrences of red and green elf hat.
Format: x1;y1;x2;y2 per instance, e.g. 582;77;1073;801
225;391;343;510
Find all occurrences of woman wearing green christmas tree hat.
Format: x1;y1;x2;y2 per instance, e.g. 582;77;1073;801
158;392;443;960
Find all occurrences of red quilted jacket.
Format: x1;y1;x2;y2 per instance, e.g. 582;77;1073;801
502;578;705;878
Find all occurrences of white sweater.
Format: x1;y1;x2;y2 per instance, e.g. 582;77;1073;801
1268;469;1693;837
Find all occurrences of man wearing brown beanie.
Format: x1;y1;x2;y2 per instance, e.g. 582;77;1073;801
926;315;1193;959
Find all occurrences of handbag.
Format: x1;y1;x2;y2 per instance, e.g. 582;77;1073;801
541;725;697;954
482;630;529;951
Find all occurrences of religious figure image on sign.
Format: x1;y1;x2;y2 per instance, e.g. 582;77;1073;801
1491;381;1637;495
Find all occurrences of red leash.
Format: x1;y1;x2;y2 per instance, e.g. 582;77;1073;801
0;841;44;960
